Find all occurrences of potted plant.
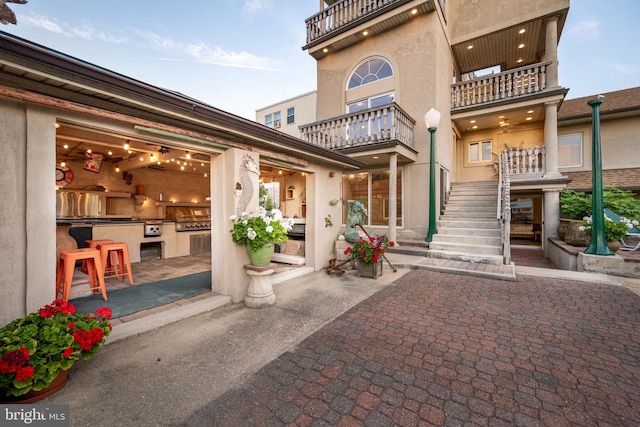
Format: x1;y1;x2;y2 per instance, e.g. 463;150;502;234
229;207;294;266
344;235;394;279
580;214;636;252
0;299;112;402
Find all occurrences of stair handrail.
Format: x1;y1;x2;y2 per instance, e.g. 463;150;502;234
498;149;512;264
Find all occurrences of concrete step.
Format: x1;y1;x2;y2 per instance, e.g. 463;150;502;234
429;241;503;256
442;204;496;212
440;212;497;220
427;249;505;265
436;227;501;237
437;219;501;229
445;199;497;206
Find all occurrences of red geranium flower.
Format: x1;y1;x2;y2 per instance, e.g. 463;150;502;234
95;307;113;320
62;348;74;358
15;366;35;381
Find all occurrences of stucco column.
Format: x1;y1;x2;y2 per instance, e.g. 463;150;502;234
388;153;398;242
545;16;559;88
544;100;561;178
543;188;561;257
211;149;259;303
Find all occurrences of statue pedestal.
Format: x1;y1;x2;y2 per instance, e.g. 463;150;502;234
334;240;353;261
243;264;276;308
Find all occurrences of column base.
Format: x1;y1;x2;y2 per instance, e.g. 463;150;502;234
243;263;276;308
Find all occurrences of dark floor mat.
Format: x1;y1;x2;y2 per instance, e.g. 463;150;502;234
71;271;212;319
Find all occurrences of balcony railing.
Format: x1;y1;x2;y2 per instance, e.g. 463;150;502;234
451;61;551;109
299;103;415;151
305;0;401;45
504;145;546;176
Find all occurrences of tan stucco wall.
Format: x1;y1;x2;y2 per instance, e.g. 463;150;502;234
559;116;640;174
255;91;317;138
449;0;569;44
315;12;453;238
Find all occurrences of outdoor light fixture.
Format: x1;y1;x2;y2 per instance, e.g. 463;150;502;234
424;108;441;243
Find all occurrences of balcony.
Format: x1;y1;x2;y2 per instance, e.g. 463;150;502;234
303;0;437;54
299;103;415;151
451;61;552;110
505;145;546;179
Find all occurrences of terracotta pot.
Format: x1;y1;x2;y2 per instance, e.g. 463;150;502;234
564;220;588;247
584;238;621;253
0;369;69;404
557;219;571;241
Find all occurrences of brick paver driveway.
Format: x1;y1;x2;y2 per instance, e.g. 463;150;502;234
183;271;640;426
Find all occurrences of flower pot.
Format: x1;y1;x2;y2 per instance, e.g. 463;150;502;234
356;260;383;279
564;219;589;247
584;237;621;253
1;369;68;404
247;242;275;266
557;219;571;241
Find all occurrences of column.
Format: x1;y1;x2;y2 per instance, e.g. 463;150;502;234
544;100;561;178
545;16;559;88
388;152;398;242
543;189;561;257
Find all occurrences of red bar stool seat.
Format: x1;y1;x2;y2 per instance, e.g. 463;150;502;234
97;242;134;286
82;239;114;273
56;248;107;302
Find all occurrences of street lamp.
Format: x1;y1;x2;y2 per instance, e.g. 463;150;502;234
584;95;613;255
425;108;441;243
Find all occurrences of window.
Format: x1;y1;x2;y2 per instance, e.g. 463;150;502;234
558;133;582;167
469;141;492;163
286;107;295;125
273;111;281;128
347;93;395;139
264;114;272;127
347;57;394;89
342;169;403;227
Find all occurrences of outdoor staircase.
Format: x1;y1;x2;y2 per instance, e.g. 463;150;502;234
428;181;505;265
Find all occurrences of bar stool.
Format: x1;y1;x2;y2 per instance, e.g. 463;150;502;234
56;248;107;302
97;242;134;286
82;239;114;273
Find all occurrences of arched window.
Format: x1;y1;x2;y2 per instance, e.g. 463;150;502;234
347;57;394;89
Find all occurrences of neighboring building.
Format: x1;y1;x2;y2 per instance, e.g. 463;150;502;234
256;91;317;138
0;32;363;324
557;86;640;193
299;0;571;261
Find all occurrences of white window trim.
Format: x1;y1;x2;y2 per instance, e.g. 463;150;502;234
558;133;583;168
466;140;493;165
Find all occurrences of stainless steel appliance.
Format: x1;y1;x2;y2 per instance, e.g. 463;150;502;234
56;191;101;218
166;206;211;232
144;221;163;237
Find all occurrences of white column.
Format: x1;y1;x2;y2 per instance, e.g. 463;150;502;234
545;16;559;88
543;189;561;257
388;153;398;242
544;100;561;178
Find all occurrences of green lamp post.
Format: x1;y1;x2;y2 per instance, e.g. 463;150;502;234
584;95;613;255
425;108;441;243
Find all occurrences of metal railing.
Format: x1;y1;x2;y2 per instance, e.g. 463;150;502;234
305;0;399;44
299;102;415;150
451;61;551;109
498;150;512;265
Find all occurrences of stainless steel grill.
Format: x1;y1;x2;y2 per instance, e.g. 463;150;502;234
166;206;211;232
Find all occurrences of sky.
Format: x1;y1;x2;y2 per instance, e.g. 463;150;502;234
1;0;639;120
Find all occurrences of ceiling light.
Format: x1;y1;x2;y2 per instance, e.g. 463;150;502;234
115;166;120;172
467;45;473;50
200;163;205;166
519;29;526;34
323;48;328;53
185;153;191;159
518;43;525;49
55;123;61;129
362;30;368;36
472;125;478;129
63;144;69;149
123;142;130;150
499;115;505;119
499;121;505;125
372;156;379;159
108;151;113;155
127;150;132;154
139;156;144;161
470;120;476;124
60;161;66;167
411;8;417;15
526;117;532;121
180;165;185;171
204;173;208;177
86;149;92;153
527;110;534;114
517;59;523;63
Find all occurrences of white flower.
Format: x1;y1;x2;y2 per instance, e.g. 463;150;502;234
265;225;274;233
272;209;283;221
579;226;585;232
247;228;257;240
264;216;272;225
242;220;248;225
229;215;237;221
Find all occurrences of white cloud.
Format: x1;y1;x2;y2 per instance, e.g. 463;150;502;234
23;13;127;43
568;19;601;40
243;0;271;15
23;13;64;34
185;42;277;70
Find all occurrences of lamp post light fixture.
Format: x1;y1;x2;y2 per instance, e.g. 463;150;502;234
425;108;441;243
584;95;613;256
